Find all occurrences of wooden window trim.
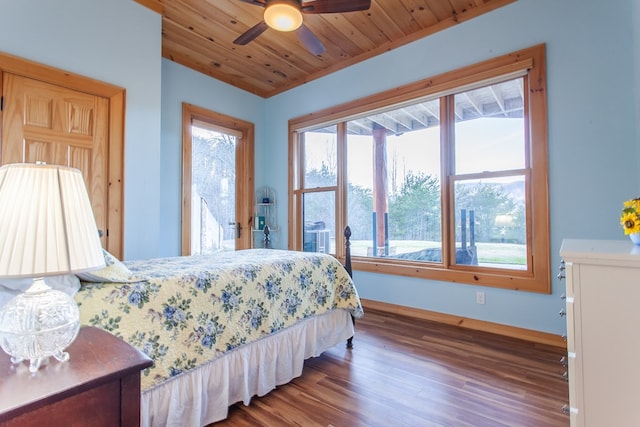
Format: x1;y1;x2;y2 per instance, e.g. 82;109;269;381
181;103;255;255
288;44;550;293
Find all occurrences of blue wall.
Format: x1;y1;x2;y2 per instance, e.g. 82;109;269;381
159;60;265;255
635;0;640;173
0;0;637;335
0;0;163;261
258;0;638;335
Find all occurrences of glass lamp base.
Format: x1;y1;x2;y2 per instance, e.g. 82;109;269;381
0;277;80;373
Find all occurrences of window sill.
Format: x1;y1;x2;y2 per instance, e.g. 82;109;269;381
351;257;551;293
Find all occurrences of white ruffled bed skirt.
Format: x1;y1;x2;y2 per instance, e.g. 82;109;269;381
141;309;355;427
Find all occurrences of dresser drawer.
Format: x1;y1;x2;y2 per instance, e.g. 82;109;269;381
3;381;120;427
0;327;152;427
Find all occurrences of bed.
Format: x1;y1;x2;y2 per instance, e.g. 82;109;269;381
74;245;363;426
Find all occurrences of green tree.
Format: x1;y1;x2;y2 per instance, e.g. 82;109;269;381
388;172;441;241
347;183;373;239
455;182;521;243
305;163;335;188
302;166;336;238
304;165;374;243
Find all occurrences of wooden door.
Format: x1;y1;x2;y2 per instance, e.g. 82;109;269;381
181;103;254;255
2;73;109;248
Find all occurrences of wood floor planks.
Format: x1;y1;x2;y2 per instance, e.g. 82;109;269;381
215;308;569;426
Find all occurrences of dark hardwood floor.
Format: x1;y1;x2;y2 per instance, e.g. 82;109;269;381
215;308;569;426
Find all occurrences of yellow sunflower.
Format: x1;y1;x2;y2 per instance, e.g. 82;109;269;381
625;199;640;210
620;211;640;234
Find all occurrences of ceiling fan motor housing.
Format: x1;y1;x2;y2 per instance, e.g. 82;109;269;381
264;0;304;32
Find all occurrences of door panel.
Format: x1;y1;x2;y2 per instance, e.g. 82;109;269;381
2;73;109;248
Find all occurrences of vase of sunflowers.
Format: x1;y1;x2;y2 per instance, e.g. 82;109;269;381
620;197;640;244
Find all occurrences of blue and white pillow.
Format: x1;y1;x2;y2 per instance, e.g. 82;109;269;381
76;249;141;283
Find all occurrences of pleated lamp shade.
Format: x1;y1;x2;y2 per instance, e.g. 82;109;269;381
0;163;106;373
0;163;105;278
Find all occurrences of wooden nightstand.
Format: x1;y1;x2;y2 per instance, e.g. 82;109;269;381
0;326;152;426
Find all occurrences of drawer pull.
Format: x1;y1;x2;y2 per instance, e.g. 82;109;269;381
558;260;566;279
562;371;568;381
559;309;566;317
561;334;567;342
560;293;566;300
560;356;567;367
562;404;569;415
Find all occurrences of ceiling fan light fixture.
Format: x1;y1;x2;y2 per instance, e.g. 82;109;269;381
264;1;303;32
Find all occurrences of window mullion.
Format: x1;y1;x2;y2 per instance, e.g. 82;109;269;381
441;95;455;267
289;131;302;249
336;122;347;258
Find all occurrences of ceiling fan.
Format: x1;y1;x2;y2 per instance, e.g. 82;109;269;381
233;0;372;56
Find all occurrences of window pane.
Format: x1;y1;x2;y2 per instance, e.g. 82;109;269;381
346;130;372;256
191;124;236;254
346;99;442;261
453;176;526;270
454;78;525;175
302;125;337;188
303;191;335;254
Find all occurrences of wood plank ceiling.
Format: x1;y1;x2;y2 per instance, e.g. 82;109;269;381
135;0;516;98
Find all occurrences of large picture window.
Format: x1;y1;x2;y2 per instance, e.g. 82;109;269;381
288;45;550;292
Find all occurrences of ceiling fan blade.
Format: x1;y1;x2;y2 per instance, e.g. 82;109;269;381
233;21;269;45
236;0;267;7
302;0;371;14
296;24;325;55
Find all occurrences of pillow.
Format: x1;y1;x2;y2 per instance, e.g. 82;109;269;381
76;249;140;283
0;275;81;308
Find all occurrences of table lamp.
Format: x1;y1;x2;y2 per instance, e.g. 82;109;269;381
0;163;105;373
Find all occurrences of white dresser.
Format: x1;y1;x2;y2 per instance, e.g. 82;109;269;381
559;239;640;427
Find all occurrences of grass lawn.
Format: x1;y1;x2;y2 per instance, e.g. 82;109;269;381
349;239;526;268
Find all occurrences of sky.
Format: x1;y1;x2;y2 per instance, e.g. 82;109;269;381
305;117;525;190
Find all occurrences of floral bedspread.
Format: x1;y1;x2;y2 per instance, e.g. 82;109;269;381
75;249;363;391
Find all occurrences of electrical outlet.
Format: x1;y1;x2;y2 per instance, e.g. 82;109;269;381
476;291;485;305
